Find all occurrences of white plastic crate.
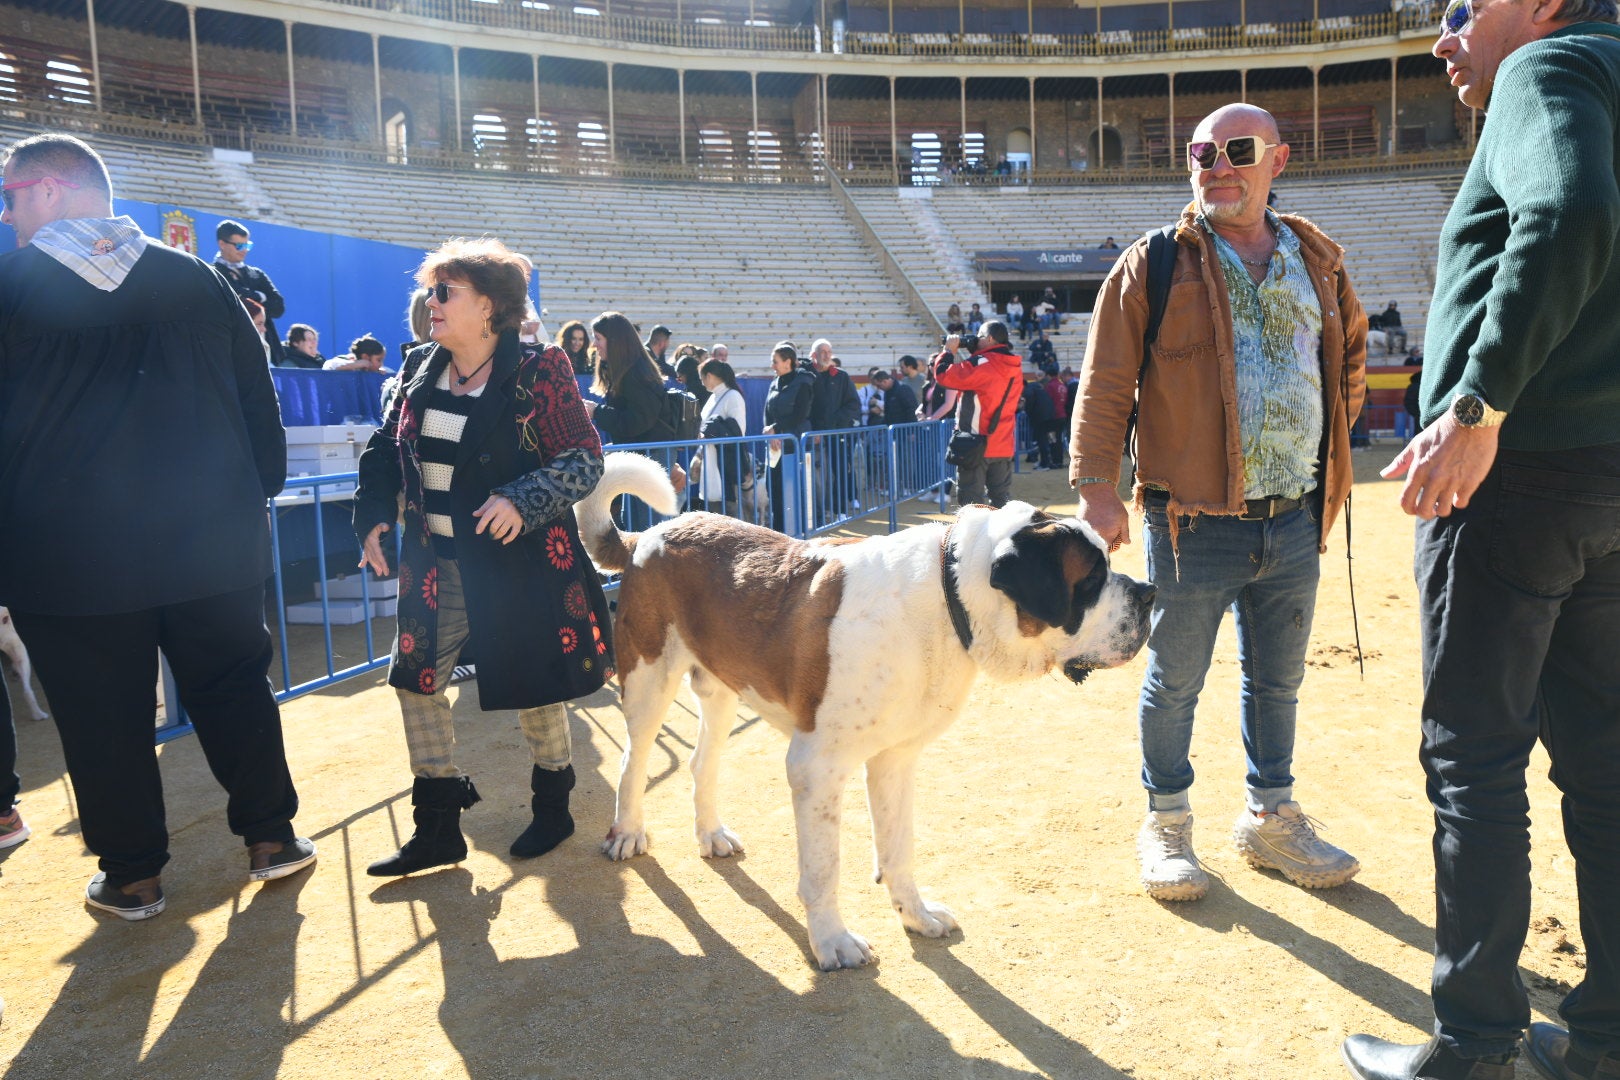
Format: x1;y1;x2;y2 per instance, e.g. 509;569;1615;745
286;443;353;463
317;574;399;600
285;423;377;444
284;599;369;626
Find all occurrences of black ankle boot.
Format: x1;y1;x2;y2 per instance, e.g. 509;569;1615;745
1341;1035;1517;1080
509;765;575;859
367;775;481;877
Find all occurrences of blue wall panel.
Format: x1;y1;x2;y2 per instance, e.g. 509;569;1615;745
1;199;430;358
329;234;425;350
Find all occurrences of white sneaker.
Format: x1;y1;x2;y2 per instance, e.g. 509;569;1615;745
1138;809;1209;901
1233;801;1360;889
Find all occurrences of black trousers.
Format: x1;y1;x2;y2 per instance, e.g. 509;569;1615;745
1;666;16;809
12;584;298;886
1416;444;1620;1061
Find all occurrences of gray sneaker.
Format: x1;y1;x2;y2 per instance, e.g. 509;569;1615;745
1233;801;1359;889
1138;809;1209;901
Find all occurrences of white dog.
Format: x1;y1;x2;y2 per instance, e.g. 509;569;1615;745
576;452;1153;970
0;608;49;721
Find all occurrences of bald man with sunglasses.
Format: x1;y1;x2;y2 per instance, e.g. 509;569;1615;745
1068;103;1367;906
1342;0;1620;1077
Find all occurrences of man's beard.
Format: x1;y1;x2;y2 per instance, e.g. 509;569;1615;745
1197;180;1250;223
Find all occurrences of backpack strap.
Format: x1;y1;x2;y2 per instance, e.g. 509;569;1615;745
1125;224;1181;475
1142;223;1179;351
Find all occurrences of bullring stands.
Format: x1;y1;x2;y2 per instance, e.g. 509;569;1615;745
243;155;941;369
0;118;1455;365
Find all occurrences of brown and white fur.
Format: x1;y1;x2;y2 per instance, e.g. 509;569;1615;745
0;608;50;721
576;452;1153;970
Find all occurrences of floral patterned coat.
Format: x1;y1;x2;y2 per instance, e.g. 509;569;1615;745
353;331;613;709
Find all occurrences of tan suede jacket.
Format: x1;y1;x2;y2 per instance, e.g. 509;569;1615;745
1068;204;1367;552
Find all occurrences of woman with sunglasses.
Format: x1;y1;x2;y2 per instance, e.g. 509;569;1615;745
353;238;613;876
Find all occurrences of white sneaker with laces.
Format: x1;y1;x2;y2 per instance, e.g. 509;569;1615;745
1138;809;1209;901
1233;801;1359;889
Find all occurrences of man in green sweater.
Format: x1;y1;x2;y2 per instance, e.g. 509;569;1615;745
1341;1;1620;1079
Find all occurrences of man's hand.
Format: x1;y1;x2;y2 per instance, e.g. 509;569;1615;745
944;334;961;353
1381;416;1500;519
1077;483;1131;552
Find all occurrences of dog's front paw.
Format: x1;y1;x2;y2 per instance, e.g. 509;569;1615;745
697;825;743;859
28;708;48;722
897;899;959;938
601;823;649;861
811;929;875;971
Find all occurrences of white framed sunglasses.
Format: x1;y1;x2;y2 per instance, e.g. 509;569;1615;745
1186;136;1280;171
1439;0;1474;34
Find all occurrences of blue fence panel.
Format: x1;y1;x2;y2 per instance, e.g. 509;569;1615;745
155;420;953;742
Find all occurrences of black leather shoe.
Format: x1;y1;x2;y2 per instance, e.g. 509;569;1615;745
1341;1035;1516;1080
1527;1023;1620;1079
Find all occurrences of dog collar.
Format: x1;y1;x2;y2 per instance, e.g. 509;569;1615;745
941;525;973;653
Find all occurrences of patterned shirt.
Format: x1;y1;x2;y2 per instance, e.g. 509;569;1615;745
1205;211;1324;500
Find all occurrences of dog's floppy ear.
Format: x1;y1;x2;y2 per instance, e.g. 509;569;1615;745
989;522;1103;632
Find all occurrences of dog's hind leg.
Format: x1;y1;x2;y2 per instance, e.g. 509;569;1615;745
1;636;48;721
688;668;743;858
787;733;872;970
866;742;958;939
602;657;684;861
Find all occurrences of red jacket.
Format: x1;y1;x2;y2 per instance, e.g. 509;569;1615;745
1044;376;1068;418
933;343;1024;460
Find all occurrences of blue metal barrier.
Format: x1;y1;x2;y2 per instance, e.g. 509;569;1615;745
156;420;955;742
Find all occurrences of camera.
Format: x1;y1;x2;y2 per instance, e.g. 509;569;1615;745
940;332;980;353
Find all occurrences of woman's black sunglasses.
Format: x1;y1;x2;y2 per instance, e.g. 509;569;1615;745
432;282;473;304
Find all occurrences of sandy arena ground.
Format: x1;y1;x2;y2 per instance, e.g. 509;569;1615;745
0;455;1587;1080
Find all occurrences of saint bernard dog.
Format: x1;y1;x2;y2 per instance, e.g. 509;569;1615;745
0;607;49;721
575;452;1154;970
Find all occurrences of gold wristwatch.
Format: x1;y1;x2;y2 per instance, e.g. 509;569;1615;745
1450;393;1508;429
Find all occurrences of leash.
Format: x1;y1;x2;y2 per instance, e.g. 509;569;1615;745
940;524;974;652
1345;492;1365;679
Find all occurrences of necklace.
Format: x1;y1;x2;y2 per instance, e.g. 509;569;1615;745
454;353;494;386
1241;252;1274;270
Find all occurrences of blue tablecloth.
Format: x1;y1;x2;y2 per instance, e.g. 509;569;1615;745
274;368;390;427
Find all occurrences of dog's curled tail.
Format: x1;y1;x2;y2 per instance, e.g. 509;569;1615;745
574;451;680;572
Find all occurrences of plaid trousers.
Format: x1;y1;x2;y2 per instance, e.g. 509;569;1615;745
397;558;571;777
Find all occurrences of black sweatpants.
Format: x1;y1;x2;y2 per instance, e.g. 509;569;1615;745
1;666;16;810
12;584;298;886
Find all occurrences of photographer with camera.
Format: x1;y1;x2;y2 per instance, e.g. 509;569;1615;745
931;320;1023;508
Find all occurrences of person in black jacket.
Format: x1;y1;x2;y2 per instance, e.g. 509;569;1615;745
554;320;592;376
808;338;862;522
0;134;314;919
584;311;671;446
281;323;326;370
867;367;919;427
763;341;814;532
584;310;678;527
354;239;612;875
214;219;287;366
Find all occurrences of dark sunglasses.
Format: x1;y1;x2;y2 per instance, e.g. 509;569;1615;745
1186;135;1279;171
432;282;473;303
225;239;253;252
1440;0;1474;34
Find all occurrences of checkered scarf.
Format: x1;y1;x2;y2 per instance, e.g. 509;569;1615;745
30;215;149;292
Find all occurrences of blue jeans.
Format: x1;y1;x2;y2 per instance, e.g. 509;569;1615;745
1139;496;1322;815
1417;444;1620;1062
